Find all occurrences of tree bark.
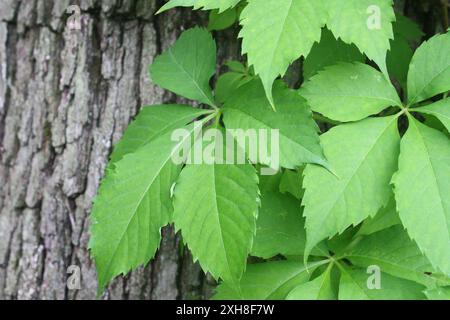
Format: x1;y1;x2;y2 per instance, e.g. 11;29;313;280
0;0;238;300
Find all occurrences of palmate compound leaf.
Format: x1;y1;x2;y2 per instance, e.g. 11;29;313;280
300;62;402;122
172;135;259;286
90;121;206;293
212;260;329;300
326;0;395;77
149;28;216;107
407;32;450;105
416;98;450;133
239;0;327;107
286;263;336;300
157;0;241;14
392;116;450;276
222;79;328;171
338;267;426;300
302;116;401;258
303;28;365;80
110;105;212;163
345;225;437;287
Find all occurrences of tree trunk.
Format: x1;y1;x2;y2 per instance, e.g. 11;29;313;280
2;0;445;301
0;0;238;300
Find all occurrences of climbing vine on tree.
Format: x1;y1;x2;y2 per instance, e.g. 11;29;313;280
89;0;450;300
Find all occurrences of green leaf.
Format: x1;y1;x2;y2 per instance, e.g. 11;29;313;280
392;117;450;276
303;28;364;80
302;116;401;256
300;62;401;122
345;225;436;287
110;105;212;163
225;60;247;74
326;0;395;76
279;169;304;200
387;15;423;88
157;0;241;13
407;32;450;105
208;8;237;31
357;195;401;236
251;191;306;259
223;79;328;171
393;14;424;43
239;0;326;107
173;154;259;285
149;28;216;106
387;35;414;90
416;98;450;133
214;72;252;104
425;287;450;300
286;264;336;300
213;260;329;299
339;267;426;300
90;123;202;293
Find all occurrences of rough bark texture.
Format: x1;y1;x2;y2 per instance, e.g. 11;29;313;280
0;0;239;300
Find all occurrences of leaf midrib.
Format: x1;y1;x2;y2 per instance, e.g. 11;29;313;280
309;116;398;237
225;106;324;163
409;119;450;247
100;126;199;284
168;47;215;106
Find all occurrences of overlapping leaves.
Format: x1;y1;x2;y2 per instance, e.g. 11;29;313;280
91;2;450;300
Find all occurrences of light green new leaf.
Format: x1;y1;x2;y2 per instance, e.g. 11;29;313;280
303;28;364;80
326;0;395;76
407;32;450;105
346;225;436;287
90;124;201;293
157;0;241;13
416;98;450;132
239;0;326;107
392;117;450;275
110;105;212;163
300;63;401;122
223;79;328;171
251;191;306;259
302;116;401;257
213;260;329;300
149;28;216;106
425;287;450;300
339;267;426;300
286;264;336;300
173;159;259;285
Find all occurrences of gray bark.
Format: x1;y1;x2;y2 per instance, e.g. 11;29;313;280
0;0;237;300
